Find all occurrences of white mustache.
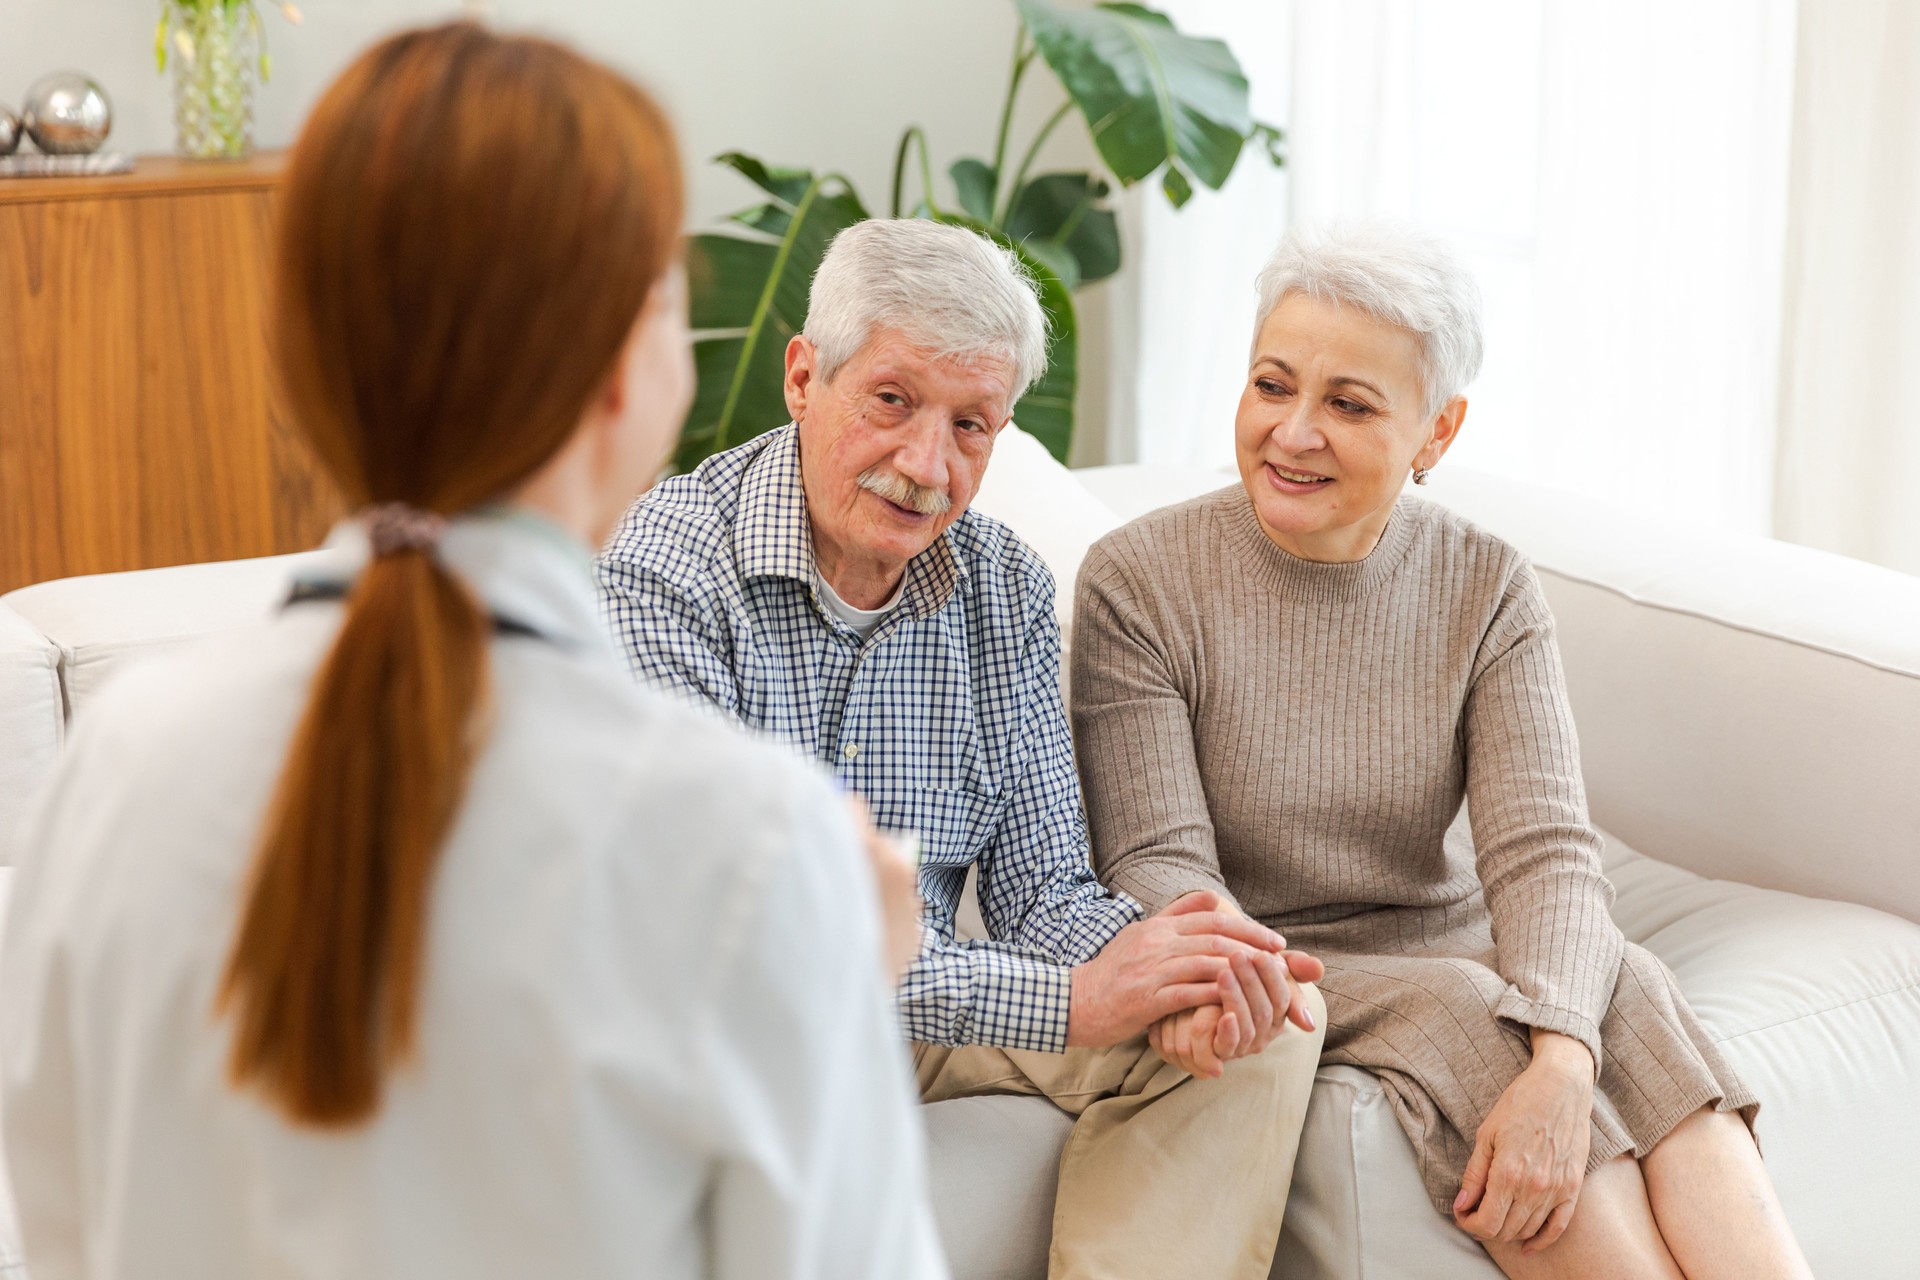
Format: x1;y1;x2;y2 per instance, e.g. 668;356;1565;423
857;467;952;516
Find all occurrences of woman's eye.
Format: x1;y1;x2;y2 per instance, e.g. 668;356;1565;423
1256;378;1289;396
878;392;906;407
1333;398;1373;416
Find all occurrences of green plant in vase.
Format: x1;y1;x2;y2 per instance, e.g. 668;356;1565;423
680;0;1283;472
155;0;302;159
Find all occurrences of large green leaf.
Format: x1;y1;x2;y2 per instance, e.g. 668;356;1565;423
679;156;870;473
949;157;998;222
1006;171;1121;284
1016;0;1250;203
922;209;1079;464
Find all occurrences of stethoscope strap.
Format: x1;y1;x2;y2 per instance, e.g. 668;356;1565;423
282;580;558;646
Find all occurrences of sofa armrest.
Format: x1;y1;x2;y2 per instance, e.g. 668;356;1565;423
1;550;330;728
0;602;62;868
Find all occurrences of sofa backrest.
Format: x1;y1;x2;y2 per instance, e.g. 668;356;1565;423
1422;467;1920;924
1075;461;1920;924
9;453;1918;925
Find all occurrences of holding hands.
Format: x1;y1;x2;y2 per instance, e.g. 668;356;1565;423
1453;1029;1595;1256
1145;892;1323;1078
1065;889;1323;1076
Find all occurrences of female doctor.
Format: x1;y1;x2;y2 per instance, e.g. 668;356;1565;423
0;22;943;1280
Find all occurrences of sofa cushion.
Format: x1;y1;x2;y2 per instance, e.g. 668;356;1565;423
0;604;60;868
0;551;328;727
922;1095;1072;1280
1275;830;1920;1280
1606;835;1920;1278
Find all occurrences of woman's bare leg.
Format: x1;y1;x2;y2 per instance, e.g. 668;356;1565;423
1641;1107;1814;1280
1479;1156;1684;1280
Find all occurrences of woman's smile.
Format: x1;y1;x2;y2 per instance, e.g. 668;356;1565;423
1264;461;1336;495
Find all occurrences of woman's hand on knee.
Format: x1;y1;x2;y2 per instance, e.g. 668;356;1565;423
1452;1029;1595;1252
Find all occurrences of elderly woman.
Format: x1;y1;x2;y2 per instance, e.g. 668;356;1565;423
1070;224;1813;1279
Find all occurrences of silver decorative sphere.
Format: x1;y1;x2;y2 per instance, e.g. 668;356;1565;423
21;73;112;156
0;105;20;157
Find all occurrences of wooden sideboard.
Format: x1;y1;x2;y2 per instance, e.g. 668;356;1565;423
0;153;341;594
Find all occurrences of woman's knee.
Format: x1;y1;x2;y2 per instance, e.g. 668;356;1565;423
1483;1157;1684;1280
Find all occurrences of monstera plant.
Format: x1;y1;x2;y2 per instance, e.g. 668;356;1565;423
678;0;1282;472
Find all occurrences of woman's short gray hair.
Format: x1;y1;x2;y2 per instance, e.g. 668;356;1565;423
804;219;1050;405
1252;222;1485;417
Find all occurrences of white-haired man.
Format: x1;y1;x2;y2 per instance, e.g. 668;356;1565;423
599;218;1325;1279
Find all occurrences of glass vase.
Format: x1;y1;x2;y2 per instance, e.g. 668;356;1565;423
170;3;257;160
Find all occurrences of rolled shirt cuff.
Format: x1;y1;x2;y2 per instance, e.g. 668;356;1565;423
898;947;1074;1054
1056;887;1147;963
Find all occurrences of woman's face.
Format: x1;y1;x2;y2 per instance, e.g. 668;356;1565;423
1233;291;1464;563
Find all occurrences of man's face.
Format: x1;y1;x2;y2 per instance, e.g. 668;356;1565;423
785;327;1015;586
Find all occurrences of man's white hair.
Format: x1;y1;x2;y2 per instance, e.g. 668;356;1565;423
1253;222;1485;418
804;219;1050;405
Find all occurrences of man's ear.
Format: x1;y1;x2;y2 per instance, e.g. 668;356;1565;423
784;335;817;423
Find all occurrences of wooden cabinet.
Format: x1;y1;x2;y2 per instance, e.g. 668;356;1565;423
0;154;341;594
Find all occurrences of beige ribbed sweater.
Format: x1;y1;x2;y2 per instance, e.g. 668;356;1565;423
1071;485;1755;1212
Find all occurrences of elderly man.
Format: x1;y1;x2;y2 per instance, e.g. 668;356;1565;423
599;219;1325;1279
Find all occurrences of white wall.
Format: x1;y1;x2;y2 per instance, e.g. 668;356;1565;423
2;0;1113;451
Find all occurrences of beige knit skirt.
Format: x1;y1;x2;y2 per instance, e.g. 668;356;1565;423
1288;903;1760;1216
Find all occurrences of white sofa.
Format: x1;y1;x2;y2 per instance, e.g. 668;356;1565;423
2;443;1917;1280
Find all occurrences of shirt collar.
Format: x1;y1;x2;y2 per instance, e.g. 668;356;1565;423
301;505;615;659
734;423;968;621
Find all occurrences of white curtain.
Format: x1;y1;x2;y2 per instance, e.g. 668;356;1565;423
1114;0;1803;539
1774;1;1920;576
1097;0;1290;470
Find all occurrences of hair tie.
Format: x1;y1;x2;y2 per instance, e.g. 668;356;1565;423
363;503;448;557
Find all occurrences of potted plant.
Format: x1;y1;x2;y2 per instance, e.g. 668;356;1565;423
678;0;1282;471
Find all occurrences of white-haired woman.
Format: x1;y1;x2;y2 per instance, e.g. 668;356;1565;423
1070;224;1813;1279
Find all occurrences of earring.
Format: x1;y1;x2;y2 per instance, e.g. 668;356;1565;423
1412;466;1432;486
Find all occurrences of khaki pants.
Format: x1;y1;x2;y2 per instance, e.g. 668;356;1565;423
914;983;1326;1280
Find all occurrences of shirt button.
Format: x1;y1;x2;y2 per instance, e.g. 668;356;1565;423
842;743;860;760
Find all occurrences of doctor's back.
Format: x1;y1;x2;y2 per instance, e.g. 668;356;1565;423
0;23;945;1280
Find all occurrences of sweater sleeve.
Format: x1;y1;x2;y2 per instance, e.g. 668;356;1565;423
1464;560;1622;1072
1069;540;1241;915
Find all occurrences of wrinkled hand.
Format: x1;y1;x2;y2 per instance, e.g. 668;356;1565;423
1454;1030;1595;1255
844;796;922;984
1066;891;1288;1048
1147;895;1323;1077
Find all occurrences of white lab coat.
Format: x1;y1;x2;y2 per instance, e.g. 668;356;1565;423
0;511;948;1280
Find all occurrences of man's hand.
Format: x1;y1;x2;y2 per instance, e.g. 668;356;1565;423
1065;891;1289;1048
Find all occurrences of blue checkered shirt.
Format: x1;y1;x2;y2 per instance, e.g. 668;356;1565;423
598;425;1143;1052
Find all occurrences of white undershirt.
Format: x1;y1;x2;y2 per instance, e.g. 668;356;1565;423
816;570;905;638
